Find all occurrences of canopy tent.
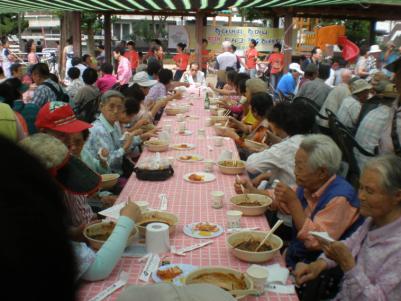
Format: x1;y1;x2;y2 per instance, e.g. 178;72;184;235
1;0;401;13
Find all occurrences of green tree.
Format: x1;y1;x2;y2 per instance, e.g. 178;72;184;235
129;16;168;43
0;14;28;36
81;12;103;56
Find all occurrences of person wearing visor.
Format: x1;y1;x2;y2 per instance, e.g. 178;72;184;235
19;133;142;282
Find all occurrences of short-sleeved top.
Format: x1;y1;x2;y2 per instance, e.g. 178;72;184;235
201;49;210;69
267;53;284;74
276;73;296;97
245;48;258;69
336;95;361;129
124;50;139;70
32;79;64;108
173;53;190;71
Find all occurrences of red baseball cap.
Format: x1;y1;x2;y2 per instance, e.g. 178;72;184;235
35;101;92;133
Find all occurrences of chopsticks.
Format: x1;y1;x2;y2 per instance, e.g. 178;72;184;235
224;109;231;116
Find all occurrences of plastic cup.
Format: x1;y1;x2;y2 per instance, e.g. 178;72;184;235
246;265;268;295
226;210;242;228
211;191;224;209
204;159;214;172
176;113;184;122
178;121;186;133
135;201;149;212
213;136;223;147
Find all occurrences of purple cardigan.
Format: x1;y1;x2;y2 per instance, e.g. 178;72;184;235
320;216;401;300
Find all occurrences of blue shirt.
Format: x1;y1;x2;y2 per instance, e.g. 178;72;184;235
83;114;141;175
276;72;296;97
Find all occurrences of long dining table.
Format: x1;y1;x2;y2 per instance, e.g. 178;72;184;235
78;87;299;301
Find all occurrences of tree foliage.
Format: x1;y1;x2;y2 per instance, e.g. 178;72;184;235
129;16;168;43
0;14;28;36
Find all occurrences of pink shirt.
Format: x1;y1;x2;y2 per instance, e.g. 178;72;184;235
116;56;132;85
297;175;359;250
321;216;401;301
96;74;117;93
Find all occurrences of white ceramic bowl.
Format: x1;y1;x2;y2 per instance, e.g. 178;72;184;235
230;194;272;216
136;211;179;237
217;160;246;175
144;140;169;152
100;173;120;190
244;139;268;152
184;266;253;299
227;231;283;263
84;221;137;250
213;125;232;136
210;115;229;125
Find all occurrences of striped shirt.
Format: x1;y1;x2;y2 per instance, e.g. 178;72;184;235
63;192;95;227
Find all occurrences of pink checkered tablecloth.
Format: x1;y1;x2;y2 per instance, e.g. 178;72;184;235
78;88;299;301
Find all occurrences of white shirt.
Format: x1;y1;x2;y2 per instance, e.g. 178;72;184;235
246;134;304;185
180;70;206;86
216;51;237;71
336;95;361;129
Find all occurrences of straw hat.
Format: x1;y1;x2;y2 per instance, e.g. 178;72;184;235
351;79;372;94
383;83;399;99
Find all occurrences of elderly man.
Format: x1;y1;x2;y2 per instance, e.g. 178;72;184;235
355;57;401;169
336;79;372;130
180;62;206;86
318;69;352;129
296;63;332;109
273;134;363;268
215;41;238;88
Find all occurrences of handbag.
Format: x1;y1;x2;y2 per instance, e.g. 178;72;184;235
134;165;174;181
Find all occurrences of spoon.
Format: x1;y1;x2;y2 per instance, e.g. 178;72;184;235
255;219;283;252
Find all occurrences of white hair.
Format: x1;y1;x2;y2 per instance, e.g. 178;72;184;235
100;90;125;104
222;40;232;49
300;134;342;176
363;154;401;195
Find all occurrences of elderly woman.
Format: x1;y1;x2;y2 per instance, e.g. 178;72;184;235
83;90;142;175
274;134;363;268
294;154;401;300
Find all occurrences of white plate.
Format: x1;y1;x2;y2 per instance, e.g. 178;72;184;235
170;143;196;150
183;172;216;183
177;154;203;163
183;222;224;239
152;263;198;285
176;130;192;136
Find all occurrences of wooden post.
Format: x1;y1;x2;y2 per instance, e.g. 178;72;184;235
272;17;279;28
195;12;205;66
283;14;293;73
58;12;72;79
104;13;112;64
369;20;377;46
71;12;81;56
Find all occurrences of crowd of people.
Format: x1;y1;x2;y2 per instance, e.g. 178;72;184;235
1;35;401;301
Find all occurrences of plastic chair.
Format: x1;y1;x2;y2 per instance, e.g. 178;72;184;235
331;117;375;187
292;96;327;133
